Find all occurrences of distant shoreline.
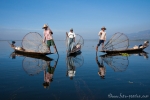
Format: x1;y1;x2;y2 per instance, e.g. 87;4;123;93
0;39;150;41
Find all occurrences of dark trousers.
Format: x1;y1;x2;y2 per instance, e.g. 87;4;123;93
97;40;104;46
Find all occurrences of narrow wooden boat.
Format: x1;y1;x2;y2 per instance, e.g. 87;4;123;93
100;32;149;54
101;47;147;54
14;49;53;56
8;32;57;56
100;51;148;57
9;43;53;56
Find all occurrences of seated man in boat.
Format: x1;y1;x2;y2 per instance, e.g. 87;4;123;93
96;56;106;79
43;61;57;89
11;41;16;48
143;41;149;47
11;41;25;51
66;28;76;55
133;41;149;49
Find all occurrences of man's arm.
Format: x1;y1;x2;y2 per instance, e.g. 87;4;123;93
43;36;46;43
66;32;68;37
48;27;53;35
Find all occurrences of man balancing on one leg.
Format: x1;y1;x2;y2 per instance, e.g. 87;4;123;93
96;26;106;51
66;28;76;56
42;24;57;53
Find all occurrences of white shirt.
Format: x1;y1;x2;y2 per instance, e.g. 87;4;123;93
43;29;53;40
98;30;106;40
68;32;76;38
68;71;76;77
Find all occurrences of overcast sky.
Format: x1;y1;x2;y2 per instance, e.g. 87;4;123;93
0;0;150;40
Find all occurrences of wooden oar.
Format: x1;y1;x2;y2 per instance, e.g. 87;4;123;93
53;39;59;56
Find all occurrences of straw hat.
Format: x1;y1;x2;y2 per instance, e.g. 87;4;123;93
101;26;106;30
42;24;48;29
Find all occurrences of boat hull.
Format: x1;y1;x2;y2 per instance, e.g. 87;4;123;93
101;47;146;54
14;49;53;56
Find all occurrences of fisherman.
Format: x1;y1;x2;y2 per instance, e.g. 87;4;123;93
66;28;76;55
96;56;106;79
11;41;16;48
96;26;106;51
134;41;149;49
143;41;149;47
42;24;57;53
43;61;57;89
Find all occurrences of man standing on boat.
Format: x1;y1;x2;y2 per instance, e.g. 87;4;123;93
43;24;57;53
96;27;106;51
66;28;76;55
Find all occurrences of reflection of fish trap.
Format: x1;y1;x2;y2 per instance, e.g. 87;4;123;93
22;57;48;76
102;55;129;72
66;54;84;68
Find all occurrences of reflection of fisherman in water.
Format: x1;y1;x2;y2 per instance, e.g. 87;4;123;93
96;56;106;79
43;60;57;89
66;56;76;80
138;52;148;59
10;52;16;59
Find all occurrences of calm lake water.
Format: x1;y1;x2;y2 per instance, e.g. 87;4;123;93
0;40;150;100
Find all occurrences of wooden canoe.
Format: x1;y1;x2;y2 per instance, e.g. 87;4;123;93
101;47;147;54
100;51;148;57
9;44;53;56
14;49;53;56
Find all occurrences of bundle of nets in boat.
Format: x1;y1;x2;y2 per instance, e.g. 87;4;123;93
103;32;129;51
22;32;49;53
66;34;84;53
101;55;128;72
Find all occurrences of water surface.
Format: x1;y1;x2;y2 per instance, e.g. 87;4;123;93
0;40;150;100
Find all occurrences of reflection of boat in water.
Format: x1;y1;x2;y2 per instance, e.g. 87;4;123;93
100;51;148;72
9;32;54;56
10;51;53;61
66;51;84;80
100;32;149;54
10;51;59;89
10;52;58;76
100;53;129;72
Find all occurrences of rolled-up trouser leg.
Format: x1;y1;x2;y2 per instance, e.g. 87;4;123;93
97;40;101;47
68;38;73;52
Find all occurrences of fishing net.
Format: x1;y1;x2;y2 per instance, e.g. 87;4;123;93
103;32;129;51
66;54;84;68
101;55;129;72
66;34;84;53
22;32;49;53
22;57;48;76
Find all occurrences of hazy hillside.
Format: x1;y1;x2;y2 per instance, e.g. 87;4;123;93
127;30;150;40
